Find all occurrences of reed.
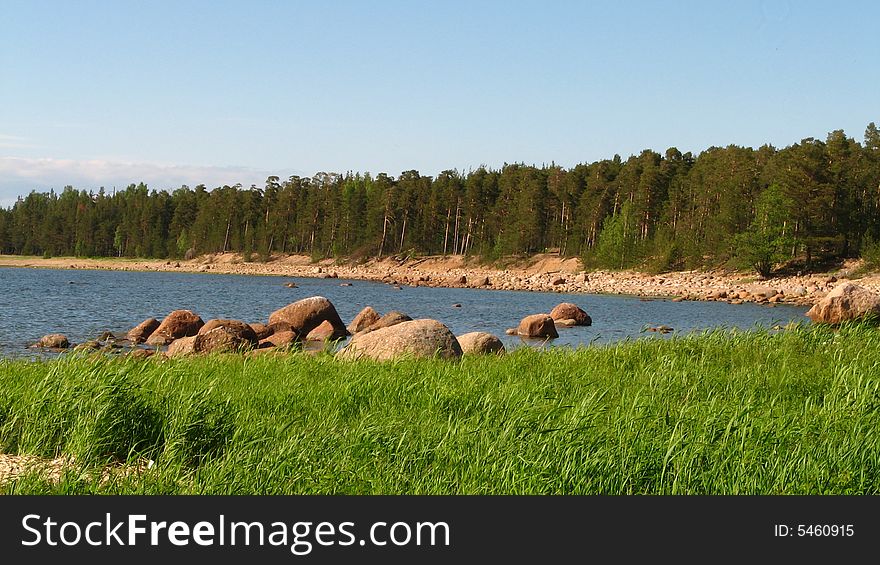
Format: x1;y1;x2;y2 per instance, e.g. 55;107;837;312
2;323;878;494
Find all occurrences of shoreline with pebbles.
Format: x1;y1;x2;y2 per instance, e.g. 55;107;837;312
2;252;877;306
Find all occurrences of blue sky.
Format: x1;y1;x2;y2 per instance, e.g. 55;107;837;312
1;1;878;205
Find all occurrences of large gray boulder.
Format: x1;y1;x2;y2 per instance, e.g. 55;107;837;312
337;319;462;361
268;296;347;336
806;283;880;324
456;332;505;355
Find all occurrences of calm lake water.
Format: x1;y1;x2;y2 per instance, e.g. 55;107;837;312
0;267;810;358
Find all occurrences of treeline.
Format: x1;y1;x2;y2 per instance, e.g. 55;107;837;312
1;124;879;275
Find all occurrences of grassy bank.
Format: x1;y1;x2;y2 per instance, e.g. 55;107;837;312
2;325;879;494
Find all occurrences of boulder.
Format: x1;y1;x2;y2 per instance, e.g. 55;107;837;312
146;310;204;345
307;320;348;341
516;314;558;339
337;319;462;361
193;327;251;354
260;330;300;348
250;322;273;340
268;321;293;335
97;331;117;342
806;283;880;325
166;336;197;357
127;318;160;344
456;332;505;355
347;306;381;334
198;319;259;347
549;303;592;326
362;311;412;333
551;277;566;286
35;334;69;349
128;348;155;359
73;340;101;351
268;296;347;336
753;287;778;300
475;276;490;287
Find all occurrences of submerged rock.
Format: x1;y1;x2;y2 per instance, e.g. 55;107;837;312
73;340;101;351
549;303;592;326
516;314;558;339
34;334;69;349
128;348;155;359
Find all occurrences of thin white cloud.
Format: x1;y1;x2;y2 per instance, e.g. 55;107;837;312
0;157;305;206
0;134;38;150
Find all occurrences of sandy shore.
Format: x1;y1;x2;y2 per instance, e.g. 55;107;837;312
2;253;876;306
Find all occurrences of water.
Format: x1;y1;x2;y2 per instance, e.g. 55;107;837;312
0;267;810;358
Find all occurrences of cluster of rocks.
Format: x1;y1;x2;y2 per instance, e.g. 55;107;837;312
33;281;880;359
502;302;592;339
28;297;600;361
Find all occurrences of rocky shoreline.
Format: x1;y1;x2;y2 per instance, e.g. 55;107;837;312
26;281;880;362
2;252;878;307
28;295;600;360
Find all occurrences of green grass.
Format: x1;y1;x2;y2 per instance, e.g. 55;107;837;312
2;324;880;494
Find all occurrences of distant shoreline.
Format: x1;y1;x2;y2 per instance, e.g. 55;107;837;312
0;253;868;306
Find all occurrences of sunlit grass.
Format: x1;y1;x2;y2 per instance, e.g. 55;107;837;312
2;324;879;494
